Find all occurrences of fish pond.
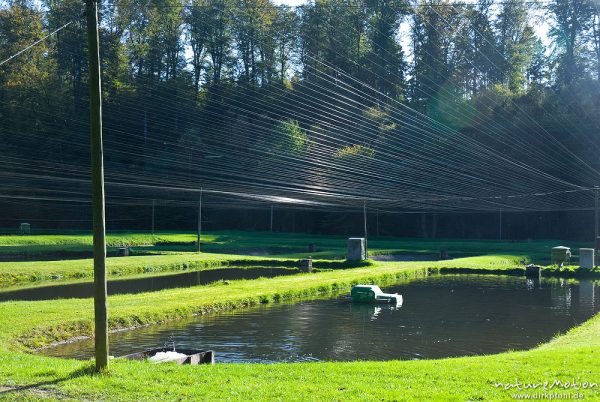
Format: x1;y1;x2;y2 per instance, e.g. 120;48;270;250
42;274;599;363
0;267;301;301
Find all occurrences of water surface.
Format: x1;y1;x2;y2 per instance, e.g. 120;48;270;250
42;275;599;363
0;267;299;301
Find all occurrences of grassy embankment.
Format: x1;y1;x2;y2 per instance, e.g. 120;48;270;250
0;233;195;256
0;253;296;287
0;230;589;259
0;231;594;288
0;255;598;400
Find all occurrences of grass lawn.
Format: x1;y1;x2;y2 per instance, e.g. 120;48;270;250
0;255;598;400
0;230;590;259
0;232;197;248
0;230;593;288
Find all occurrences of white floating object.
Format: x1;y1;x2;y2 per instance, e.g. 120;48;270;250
149;351;188;363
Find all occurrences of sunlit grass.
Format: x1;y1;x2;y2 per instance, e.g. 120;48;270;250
0;230;588;288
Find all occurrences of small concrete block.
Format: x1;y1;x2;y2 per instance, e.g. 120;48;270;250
298;258;312;273
19;223;31;235
525;264;542;278
347;238;366;261
579;248;595;270
551;246;571;265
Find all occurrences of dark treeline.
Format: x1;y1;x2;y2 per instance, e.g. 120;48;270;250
0;200;594;242
1;0;600;240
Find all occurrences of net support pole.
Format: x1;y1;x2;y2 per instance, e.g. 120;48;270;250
499;209;502;241
151;199;155;235
197;188;202;252
595;187;599;247
86;0;108;372
363;201;368;259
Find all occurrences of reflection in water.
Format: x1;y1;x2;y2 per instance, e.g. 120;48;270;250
350;303;402;322
551;279;572;311
41;275;599;363
525;277;542;290
579;280;595;310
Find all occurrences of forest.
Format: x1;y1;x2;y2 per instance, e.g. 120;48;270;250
1;0;600;239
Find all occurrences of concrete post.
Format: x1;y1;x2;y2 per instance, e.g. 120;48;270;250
347;238;366;261
580;248;595;270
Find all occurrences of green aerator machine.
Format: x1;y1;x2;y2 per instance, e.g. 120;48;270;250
350;285;403;305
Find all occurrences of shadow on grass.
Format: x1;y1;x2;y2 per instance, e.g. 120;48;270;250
0;363;97;397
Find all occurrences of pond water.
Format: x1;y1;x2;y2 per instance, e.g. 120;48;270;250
370;254;440;262
0;251;95;262
0;248;157;262
0;267;300;301
41;274;599;363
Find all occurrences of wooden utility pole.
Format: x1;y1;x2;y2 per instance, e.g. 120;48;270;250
86;0;108;372
197;189;202;252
